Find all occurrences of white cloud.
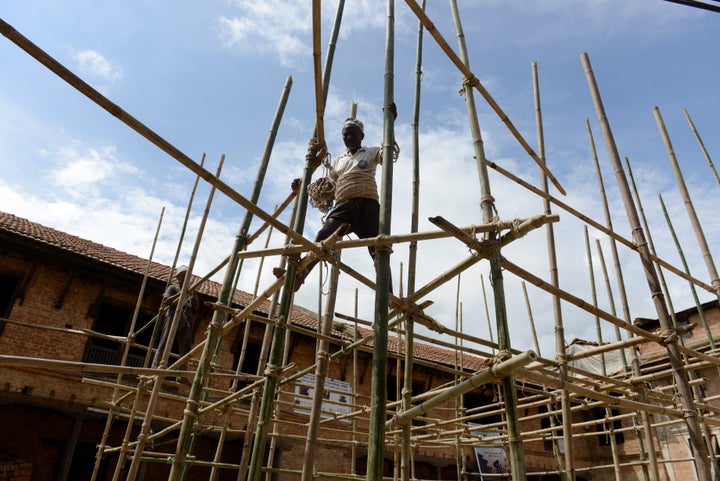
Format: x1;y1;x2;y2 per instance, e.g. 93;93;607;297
218;1;311;68
73;50;122;91
48;144;137;198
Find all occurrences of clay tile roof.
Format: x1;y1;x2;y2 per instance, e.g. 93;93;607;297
0;211;489;372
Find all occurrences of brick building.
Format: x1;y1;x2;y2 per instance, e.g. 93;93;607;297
1;210;717;481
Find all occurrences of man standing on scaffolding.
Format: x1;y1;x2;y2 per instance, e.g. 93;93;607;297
152;265;198;370
287;104;397;292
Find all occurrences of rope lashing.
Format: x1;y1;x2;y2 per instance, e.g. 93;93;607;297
654;328;679;346
489;350;512;379
374;234;394;253
264;363;282;379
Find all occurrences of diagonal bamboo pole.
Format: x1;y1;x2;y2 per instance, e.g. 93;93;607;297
0;18;318;253
482;158;716;295
654;106;720;302
589;126;655;480
626;156;679;326
166;75;293;481
583;52;711;481
683;108;720;189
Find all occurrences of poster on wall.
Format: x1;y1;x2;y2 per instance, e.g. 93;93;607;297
470;427;508;480
293;373;352;421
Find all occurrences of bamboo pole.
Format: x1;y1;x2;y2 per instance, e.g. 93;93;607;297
625;157;679;324
583;52;711;481
126;155;224;481
0;19;321;253
247;2;345;479
390;351;537;428
586;119;630;364
367;1;396;478
586;226;622;481
301;258;340;481
447;2;527;479
402;2;424;478
655;106;720;301
167;75;293;481
533;60;574;481
683;108;720;189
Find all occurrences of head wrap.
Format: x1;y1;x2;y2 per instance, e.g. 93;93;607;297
175;265;188;275
342;118;364;134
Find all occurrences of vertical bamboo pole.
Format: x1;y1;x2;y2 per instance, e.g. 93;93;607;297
449;2;527;479
584;227;622;481
481;274;495;354
521;282;541;357
301;259;341;481
533;61;574;481
683;108;720;189
654;106;720;302
247;2;346;480
367;0;395;478
401;1;425;479
588;118;656;481
583;52;711;481
352;288;359;476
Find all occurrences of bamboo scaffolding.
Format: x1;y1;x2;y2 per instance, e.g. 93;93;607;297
6;7;720;481
583;52;711;480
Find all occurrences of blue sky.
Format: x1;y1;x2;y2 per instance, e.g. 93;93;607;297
1;1;718;357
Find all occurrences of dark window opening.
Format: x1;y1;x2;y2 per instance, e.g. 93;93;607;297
233;340;262;375
386;375;424;403
593;408;624;446
83;302;153;369
0;272;20;336
464;390;502;425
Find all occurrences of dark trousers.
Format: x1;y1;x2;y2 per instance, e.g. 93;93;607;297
315;197;380;259
152;314;193;369
305;198;392;292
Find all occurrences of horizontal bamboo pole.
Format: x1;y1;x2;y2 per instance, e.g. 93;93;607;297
389;351;537;428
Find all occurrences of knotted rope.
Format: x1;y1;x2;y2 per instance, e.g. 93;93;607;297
654;328;679;346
